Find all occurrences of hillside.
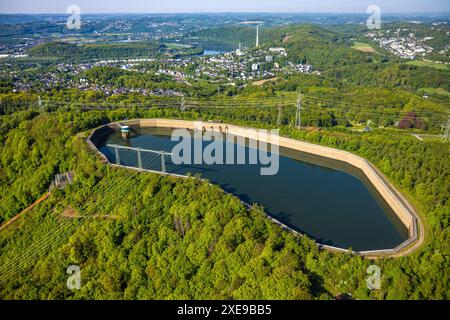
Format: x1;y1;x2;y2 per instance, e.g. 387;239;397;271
29;42;166;61
0;108;449;299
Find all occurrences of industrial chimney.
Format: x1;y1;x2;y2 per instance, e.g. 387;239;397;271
256;25;259;47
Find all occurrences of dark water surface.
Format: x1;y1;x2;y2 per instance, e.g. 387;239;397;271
98;127;408;251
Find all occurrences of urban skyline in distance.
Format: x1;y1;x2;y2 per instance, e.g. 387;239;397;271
1;0;450;14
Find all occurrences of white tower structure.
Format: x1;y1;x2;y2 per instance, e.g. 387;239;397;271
256;25;259;47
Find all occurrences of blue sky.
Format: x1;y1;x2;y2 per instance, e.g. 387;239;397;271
0;0;449;14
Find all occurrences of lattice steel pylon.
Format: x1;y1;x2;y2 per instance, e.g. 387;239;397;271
277;106;283;127
295;92;302;129
442;115;450;141
180;96;186;112
38;95;43;113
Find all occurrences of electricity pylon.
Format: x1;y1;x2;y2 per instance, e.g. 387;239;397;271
295;93;302;129
277;106;283;127
180;96;186;112
38;96;43;113
442;115;450;141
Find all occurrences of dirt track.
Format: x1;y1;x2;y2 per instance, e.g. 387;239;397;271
0;193;50;231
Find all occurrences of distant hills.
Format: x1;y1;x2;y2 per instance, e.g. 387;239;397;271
187;24;377;68
28;41;205;61
29;42;164;61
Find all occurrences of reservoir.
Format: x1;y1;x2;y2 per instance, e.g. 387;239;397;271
97;126;409;252
202;49;225;56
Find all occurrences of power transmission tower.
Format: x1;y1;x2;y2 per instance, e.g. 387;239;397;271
180;96;186;112
277;106;283;127
38;96;43;113
442;115;450;141
295;93;302;129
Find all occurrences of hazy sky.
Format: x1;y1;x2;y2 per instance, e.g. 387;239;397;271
0;0;449;14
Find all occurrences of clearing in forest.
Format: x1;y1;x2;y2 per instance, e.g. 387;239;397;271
352;42;378;53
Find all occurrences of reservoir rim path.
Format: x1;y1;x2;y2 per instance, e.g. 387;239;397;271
87;118;424;258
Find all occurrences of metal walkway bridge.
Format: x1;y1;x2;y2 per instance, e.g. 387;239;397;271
107;144;173;173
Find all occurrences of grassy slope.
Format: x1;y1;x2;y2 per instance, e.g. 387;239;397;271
406;60;449;70
352;42;378;54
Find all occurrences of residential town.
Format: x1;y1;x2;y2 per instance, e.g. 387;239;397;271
367;29;435;59
156;46;317;82
1;45;318;95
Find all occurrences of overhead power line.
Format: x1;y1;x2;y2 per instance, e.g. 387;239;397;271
32;95;449;126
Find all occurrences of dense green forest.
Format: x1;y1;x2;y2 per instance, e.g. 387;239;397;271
0;107;448;299
27;41;203;62
187;26;264;47
28;42;166;61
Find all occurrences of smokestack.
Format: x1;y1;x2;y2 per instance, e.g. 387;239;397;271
256;25;259;47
